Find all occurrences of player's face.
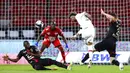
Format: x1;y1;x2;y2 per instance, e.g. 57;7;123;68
50;24;56;30
24;42;30;49
70;16;76;21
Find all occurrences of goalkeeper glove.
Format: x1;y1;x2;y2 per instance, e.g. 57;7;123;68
35;42;38;47
65;44;69;52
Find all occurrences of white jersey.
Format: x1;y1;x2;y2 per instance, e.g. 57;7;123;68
75;12;94;29
75;12;95;41
75;12;95;51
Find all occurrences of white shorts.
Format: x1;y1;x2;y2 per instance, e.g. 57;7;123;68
78;27;95;44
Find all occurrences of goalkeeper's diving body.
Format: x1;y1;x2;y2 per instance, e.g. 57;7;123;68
2;41;72;70
69;11;96;68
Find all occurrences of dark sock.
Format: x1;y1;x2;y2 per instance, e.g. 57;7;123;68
51;60;67;69
81;53;89;63
112;59;119;66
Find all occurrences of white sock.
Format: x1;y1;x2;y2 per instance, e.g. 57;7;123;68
87;45;94;61
88;52;93;61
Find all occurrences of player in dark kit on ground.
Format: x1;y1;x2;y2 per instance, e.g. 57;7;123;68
2;41;72;70
95;9;123;70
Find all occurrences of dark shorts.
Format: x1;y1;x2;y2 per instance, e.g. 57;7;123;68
32;58;53;70
94;37;117;57
38;58;53;66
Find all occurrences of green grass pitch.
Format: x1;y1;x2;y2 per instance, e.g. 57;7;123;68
0;64;130;73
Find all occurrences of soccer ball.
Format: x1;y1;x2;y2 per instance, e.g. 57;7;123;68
35;20;44;28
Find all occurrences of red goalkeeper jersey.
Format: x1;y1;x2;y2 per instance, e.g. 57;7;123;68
40;26;64;41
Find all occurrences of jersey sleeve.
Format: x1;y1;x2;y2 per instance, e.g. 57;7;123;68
57;28;64;36
40;28;46;36
17;50;23;59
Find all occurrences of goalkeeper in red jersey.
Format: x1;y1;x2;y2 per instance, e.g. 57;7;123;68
35;21;69;64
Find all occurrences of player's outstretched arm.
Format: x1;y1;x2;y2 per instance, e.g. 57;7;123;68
61;35;69;51
2;55;20;62
36;35;42;43
36;28;46;43
101;9;114;21
70;32;80;40
74;29;81;38
61;35;67;45
35;34;43;47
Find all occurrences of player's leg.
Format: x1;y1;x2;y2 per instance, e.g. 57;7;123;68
53;39;66;63
58;46;66;63
94;40;107;52
39;58;72;70
107;39;124;70
107;39;119;66
80;43;93;64
109;51;124;70
80;36;94;67
85;37;94;68
33;64;51;70
40;39;51;54
81;53;89;64
80;28;95;65
49;59;72;70
33;64;44;70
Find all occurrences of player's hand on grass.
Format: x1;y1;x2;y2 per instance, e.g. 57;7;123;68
2;54;9;61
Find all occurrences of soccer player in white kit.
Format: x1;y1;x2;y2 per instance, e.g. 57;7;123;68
69;12;95;68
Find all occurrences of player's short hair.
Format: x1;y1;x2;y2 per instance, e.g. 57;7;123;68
109;12;117;18
23;41;29;44
69;12;77;18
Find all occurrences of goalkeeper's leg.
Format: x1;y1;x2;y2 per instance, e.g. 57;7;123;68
53;39;66;63
58;46;66;63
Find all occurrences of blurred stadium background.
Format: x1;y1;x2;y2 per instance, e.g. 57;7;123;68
0;0;130;64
